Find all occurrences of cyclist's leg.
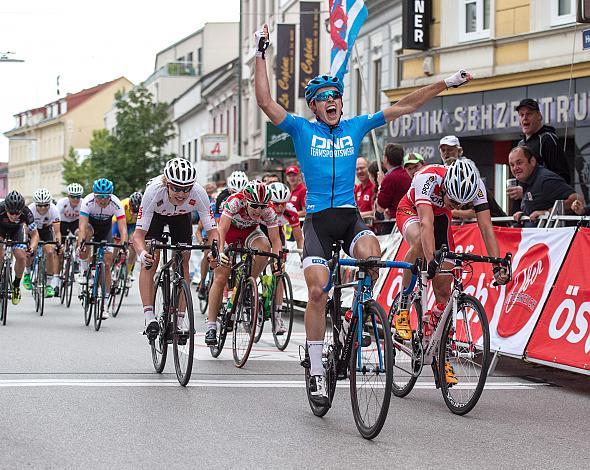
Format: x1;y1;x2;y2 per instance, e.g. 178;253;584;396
169;214;193;315
272;228;287;309
199;249;209;286
396;202;423;291
42;227;59;291
127;225;137;274
246;229;270;279
431;213;453;305
346;212;380;281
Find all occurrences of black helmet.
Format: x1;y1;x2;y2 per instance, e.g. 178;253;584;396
129;191;142;212
5;191;25;213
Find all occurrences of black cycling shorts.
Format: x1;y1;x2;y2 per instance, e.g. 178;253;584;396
38;225;55;242
60;220;79;238
89;218;113;243
260;224;286;246
145;212;192;245
302;208;375;263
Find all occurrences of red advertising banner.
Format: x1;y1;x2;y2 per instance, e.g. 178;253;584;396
526;227;590;373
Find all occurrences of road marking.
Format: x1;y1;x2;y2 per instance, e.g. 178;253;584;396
0;378;548;389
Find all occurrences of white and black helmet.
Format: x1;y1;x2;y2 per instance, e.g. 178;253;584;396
67;183;84;197
268;182;291;203
33;188;52;205
164;157;197;186
227;171;249;193
443;158;481;204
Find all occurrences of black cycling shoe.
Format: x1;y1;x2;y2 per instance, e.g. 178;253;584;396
145;319;160;341
205;329;217;346
197;285;207;300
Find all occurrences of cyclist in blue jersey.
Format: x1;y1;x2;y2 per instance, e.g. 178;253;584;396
254;24;473;404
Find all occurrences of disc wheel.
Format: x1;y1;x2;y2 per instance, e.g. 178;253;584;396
151;271;169;373
349;301;393;440
172;279;195;386
390;293;422;398
438;294;491;416
232;277;259;368
272;273;294;351
93;264;105;331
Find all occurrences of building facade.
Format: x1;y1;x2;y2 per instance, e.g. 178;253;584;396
5;77;133;199
383;0;590;209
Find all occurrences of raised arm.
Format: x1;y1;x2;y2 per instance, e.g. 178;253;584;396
383;70;473;123
254;24;287;125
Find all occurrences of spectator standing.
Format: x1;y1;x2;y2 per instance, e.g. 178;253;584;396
286;165;307;217
376;143;411;219
402;152;425;179
354;157;374;218
509;146;578;227
262;173;280;184
438;135;463;165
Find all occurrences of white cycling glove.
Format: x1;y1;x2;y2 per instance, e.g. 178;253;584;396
254;28;270;59
444;69;471;89
138;250;150;267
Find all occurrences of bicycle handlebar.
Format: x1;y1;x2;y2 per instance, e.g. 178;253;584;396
226;244;282;261
435;244;513;284
81;240;127;250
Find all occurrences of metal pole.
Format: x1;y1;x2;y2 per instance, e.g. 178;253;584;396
237;0;243;158
353;42;383;174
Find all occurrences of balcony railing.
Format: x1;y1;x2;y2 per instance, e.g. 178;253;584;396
166;62;197;77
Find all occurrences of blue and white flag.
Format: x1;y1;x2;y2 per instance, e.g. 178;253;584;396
328;0;368;81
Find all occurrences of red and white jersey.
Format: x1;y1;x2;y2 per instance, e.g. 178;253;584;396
406;164;487;215
28;203;60;229
137;176;216;232
222;192;278;230
271;202;299;227
57;197;81;222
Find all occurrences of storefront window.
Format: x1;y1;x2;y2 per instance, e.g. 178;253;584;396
459;0;490;42
551;0;576;26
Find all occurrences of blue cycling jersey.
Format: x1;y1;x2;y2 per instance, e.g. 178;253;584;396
277;111;386;213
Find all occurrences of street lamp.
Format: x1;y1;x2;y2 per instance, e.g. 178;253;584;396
0;51;25;63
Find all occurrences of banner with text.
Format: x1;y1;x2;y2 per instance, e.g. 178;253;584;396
276;24;296;112
299;2;321;98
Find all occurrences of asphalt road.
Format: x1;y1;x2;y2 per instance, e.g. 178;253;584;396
0;281;588;469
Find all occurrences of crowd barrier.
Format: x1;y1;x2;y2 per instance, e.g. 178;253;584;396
283;223;590;376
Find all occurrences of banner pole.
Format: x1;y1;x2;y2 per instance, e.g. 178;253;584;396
353;42;383;174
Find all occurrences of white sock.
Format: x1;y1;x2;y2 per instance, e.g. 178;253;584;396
144;306;155;321
207;321;217;331
51;276;59;288
79;259;88;273
307;341;324;377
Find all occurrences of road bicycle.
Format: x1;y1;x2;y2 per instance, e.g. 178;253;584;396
79;240;125;331
301;241;418;440
31;240;59;316
389;245;512;415
0;240;20;326
197;268;213;315
149;233;217;386
59;232;77;308
253;247;296;351
209;245;280;368
108;248;129;318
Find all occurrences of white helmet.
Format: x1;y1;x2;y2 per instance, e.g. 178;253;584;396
227;171;249;193
33;188;52;204
164;157;197;186
443;158;481;204
66;183;84;197
268;182;291;203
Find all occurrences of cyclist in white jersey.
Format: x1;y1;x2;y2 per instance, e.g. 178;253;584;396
23;188;61;297
57;183;84;237
78;178;127;318
254;22;475;404
134;158;219;339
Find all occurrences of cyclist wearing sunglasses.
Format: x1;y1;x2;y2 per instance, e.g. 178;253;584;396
23;188;61;297
254;22;475;403
78;178;127;318
134;157;219;339
395;160;510;362
205;179;282;346
0;191;38;305
57;183;84;239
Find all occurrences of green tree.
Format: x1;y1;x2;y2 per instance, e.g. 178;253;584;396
63;84;176;197
62;147;95;195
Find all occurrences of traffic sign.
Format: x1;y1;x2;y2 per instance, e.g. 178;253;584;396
583;29;590;50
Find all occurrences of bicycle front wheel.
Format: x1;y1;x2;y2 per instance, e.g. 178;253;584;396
1;264;11;326
438;294;491;416
173;279;195;386
232;277;259;368
82;269;92;326
272;273;294;351
93;265;106;331
114;264;127;317
349;300;393;440
60;256;70;305
198;271;212;315
151;271;169;373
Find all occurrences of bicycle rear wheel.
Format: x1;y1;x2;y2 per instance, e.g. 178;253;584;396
305;299;338;417
390;293;422;398
272;273;294;351
60;256;70;305
209;306;228;358
232;277;259;368
253;289;265;344
38;258;46;316
350;300;393;440
1;264;11;326
173;279;195;386
151;271;169;373
82;268;92;326
199;271;212;315
438;294;491;416
110;264;127;318
93;264;105;331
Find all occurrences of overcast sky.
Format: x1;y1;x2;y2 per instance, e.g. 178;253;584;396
0;0;240;161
